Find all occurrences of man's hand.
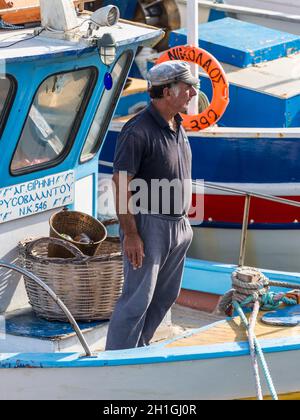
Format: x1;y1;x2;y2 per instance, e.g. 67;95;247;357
113;172;145;270
123;233;145;270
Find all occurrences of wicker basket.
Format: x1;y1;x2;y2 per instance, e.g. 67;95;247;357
18;231;123;322
49;208;107;258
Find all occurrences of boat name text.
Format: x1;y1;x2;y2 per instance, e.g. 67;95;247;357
0;171;75;223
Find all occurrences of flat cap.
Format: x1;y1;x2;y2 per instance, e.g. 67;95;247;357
147;61;199;88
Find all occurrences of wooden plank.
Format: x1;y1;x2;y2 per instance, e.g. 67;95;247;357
0;6;40;24
0;0;96;25
166;312;300;348
6;0;39;7
0;0;95;8
0;1;13;8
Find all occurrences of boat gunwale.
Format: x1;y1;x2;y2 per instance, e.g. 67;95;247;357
1;319;300;368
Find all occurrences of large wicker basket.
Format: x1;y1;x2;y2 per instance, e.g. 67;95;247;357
18;228;123;322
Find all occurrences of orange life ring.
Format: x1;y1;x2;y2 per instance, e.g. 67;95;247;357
156;45;229;131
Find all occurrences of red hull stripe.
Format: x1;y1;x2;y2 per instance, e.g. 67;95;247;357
192;194;300;224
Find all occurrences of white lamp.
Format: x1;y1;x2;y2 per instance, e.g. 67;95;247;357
97;33;116;66
91;5;120;27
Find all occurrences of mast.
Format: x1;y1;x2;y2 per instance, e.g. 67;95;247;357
187;0;199;115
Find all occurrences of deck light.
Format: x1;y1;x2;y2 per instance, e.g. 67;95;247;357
90;5;120;27
97;33;116;66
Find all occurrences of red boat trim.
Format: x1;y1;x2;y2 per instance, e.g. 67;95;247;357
177;289;220;313
190;193;300;225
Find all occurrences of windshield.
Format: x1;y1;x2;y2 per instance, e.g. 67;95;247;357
0;76;15;136
11;68;97;174
80;51;133;162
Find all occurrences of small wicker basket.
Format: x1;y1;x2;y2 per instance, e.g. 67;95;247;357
18;225;123;322
49;209;107;258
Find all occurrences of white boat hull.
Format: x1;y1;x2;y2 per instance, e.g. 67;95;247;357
189;226;300;272
1;349;300;400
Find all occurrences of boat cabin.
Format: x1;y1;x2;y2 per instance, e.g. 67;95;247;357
0;1;163;315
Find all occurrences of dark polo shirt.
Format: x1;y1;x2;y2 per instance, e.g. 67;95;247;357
113;103;192;217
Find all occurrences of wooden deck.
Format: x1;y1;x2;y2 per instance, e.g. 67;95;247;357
122;78;147;97
150;304;224;344
167;310;300;348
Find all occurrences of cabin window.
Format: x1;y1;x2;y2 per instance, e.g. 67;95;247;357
80;50;133;162
11;68;97;174
0;76;16;137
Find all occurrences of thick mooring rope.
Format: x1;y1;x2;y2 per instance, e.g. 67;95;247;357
218;267;298;315
233;301;278;401
217;266;300;400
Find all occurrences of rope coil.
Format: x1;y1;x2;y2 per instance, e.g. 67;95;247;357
217;266;300;401
218;267;298;316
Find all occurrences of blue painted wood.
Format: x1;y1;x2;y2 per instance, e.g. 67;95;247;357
189;135;300;183
1;333;300;368
128;61;144;79
286;95;300;127
103;128;300;183
5;310;105;339
98;130;118;175
182;258;300;295
208;9;226;22
199;76;291;128
0;43;138;218
102;0;138;20
169;17;300;68
262;305;300;326
0;52;103;219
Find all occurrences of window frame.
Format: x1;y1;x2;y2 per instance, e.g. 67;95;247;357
10;66;98;176
80;50;134;163
0;74;17;139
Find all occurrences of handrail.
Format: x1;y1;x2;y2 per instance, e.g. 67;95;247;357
239;194;251;267
194;180;300;266
0;261;92;357
196;0;300;24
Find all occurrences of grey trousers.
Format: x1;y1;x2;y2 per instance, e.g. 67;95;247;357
105;213;193;350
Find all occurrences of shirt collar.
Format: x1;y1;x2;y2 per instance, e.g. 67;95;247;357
148;103;183;129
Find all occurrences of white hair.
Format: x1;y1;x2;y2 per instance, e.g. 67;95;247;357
170;83;181;98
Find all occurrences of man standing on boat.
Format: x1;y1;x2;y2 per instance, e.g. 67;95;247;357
105;61;198;350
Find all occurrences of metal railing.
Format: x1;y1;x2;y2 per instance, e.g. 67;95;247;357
0;262;92;357
98;158;300;267
195;181;300;267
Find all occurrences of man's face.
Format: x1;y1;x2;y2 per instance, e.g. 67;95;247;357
167;81;198;113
